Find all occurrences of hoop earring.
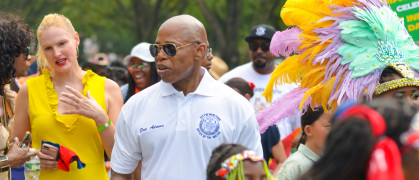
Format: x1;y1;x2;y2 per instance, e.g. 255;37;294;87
76;47;79;58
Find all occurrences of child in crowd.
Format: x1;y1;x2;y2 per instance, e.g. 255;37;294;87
207;143;274;180
276;107;330;180
226;78;287;175
225;77;254;101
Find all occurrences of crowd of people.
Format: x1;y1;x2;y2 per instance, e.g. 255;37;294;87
0;0;419;179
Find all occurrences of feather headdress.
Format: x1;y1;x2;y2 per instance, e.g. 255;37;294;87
258;0;419;133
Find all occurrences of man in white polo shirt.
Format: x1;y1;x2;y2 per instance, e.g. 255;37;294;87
110;14;262;180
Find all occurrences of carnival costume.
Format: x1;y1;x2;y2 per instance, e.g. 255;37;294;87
216;150;273;180
258;0;419;133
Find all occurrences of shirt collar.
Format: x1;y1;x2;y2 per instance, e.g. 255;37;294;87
298;144;320;162
159;67;217;97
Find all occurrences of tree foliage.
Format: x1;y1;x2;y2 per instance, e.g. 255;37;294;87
0;0;288;69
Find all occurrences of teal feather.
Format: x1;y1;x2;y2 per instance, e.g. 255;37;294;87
338;5;419;78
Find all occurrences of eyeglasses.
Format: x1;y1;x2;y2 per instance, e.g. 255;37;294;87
22;47;30;60
127;62;150;71
149;42;199;57
249;43;270;52
207;47;212;56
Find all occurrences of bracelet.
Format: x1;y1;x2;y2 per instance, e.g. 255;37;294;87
0;156;7;163
98;119;111;132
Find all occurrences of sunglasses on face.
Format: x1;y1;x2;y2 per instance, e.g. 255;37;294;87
128;62;150;71
21;47;30;60
149;42;199;57
207;47;212;56
249;43;270;52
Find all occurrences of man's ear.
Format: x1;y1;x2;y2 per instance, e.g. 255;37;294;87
196;44;206;60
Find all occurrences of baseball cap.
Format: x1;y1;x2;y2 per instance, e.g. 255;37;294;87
244;24;276;43
124;42;155;63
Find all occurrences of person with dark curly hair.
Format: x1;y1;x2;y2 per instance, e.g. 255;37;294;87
0;12;37;179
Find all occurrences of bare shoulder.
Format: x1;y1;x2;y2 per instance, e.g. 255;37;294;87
17;83;29;99
104;78;121;92
104;78;123;104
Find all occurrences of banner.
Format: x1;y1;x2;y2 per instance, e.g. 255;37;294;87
388;0;419;43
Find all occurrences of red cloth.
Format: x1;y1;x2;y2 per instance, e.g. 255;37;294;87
367;137;404;180
57;145;86;172
281;127;302;157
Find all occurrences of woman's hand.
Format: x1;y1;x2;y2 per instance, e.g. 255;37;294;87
60;85;108;125
6;139;37;168
37;151;58;170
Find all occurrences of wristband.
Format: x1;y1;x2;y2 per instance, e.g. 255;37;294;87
98;119;111;132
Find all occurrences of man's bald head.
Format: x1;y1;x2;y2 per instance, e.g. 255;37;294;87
158;14;208;45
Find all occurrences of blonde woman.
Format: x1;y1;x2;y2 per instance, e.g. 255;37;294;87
11;14;123;179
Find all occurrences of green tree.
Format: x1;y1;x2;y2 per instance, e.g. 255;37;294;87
113;0;190;42
0;0;289;69
195;0;286;67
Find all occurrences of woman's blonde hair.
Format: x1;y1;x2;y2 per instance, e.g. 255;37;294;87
36;14;76;70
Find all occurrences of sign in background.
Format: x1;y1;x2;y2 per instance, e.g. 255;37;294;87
389;0;419;43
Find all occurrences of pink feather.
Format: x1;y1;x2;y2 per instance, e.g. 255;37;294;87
257;88;308;133
270;27;303;58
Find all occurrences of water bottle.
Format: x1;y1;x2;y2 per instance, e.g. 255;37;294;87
24;148;40;180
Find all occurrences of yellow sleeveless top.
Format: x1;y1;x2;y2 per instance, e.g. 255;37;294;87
27;69;108;180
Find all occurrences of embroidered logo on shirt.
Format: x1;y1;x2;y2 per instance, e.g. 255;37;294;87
197;113;221;139
139;124;165;134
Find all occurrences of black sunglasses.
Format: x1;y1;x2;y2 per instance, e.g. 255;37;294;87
249;43;270;52
20;47;30;60
149;42;199;57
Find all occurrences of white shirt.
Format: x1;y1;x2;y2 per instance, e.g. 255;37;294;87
219;62;300;139
111;68;262;180
276;144;319;180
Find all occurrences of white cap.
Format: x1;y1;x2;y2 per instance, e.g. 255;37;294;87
124;42;155;63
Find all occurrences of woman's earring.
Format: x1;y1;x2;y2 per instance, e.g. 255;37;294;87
76;47;79;58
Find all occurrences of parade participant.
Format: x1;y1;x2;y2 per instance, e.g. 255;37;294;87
258;0;419;133
300;99;417;180
219;24;297;111
219;24;277;111
276;107;329;180
0;13;37;180
225;77;254;101
373;64;419;106
201;43;213;71
220;24;300;141
121;42;160;102
225;77;286;175
207;144;273;180
110;14;262;180
11;13;123;179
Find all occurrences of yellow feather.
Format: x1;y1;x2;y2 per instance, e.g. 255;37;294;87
281;0;333;29
263;55;302;103
278;0;362;111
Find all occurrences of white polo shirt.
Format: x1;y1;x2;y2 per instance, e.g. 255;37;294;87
111;68;262;179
